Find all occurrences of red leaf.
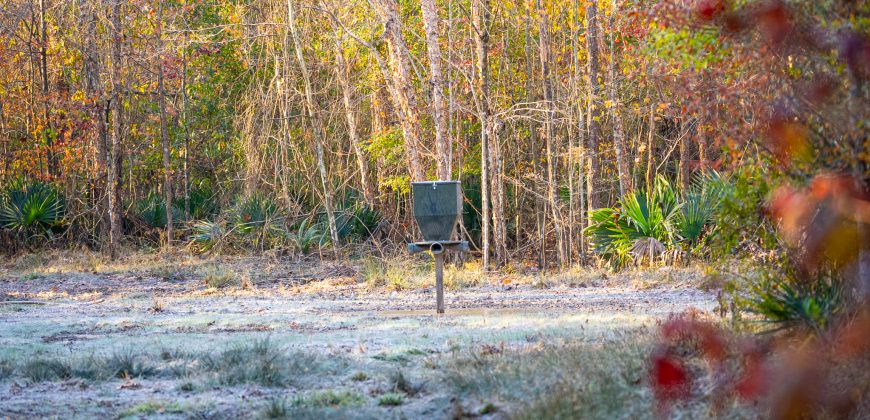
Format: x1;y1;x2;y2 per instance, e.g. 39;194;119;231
651;353;690;400
696;0;726;21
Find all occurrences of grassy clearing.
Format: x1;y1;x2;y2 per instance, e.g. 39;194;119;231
1;249;709;297
0;251;719;418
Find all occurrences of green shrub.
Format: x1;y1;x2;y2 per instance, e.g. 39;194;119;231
230;194;285;249
585;174;730;269
135;191;183;229
181;182;220;220
676;171;731;248
232;194;279;233
737;266;845;333
287;219;327;254
335;203;383;243
0;180;65;238
585;176;681;269
188;220;226;254
706;163;779;259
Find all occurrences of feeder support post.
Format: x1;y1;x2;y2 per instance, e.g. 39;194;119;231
435;253;444;314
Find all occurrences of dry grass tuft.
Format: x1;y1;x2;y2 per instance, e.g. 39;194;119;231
201;265;238;289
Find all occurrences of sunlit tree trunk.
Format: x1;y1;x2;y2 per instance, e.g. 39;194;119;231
646;101;655;193
156;2;173;246
108;0;124;259
572;0;587;263
472;0;490;270
333;38;375;204
374;0;424;181
490;119;507;266
585;0;603;216
420;0;450;181
287;0;340;255
181;30;191;219
537;0;566;267
607;6;631;195
39;0;56;177
524;4;544;269
81;1;109;243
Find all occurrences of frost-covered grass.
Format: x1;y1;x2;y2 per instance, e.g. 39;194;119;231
0;252;721;418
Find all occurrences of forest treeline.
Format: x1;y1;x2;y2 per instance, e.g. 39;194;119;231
0;0;867;268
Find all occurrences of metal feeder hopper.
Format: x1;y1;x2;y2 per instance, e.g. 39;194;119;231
407;181;468;314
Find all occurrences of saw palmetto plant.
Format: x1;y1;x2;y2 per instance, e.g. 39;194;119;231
0;180;66;239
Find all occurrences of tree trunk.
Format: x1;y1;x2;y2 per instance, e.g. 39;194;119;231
573;0;587;263
489;118;506;266
846;51;870;297
524;4;544;269
472;0;490;270
585;0;603;216
328;4;424;183
646;101;655;192
333;38;375;204
156;2;173;246
108;0;124;259
420;0;451;181
537;0;566;267
374;0;425;181
287;0;340;255
607;7;631;195
679;120;691;193
39;0;55;177
181;30;191;219
81;2;109;244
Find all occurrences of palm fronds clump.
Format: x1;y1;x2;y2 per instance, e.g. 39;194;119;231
585;173;730;269
0;180;66;239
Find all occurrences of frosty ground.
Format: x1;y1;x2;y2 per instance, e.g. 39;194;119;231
0;251;725;419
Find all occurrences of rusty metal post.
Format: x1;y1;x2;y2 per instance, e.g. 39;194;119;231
435;252;444;314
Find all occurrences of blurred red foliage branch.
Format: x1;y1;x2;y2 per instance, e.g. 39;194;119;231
648;0;870;417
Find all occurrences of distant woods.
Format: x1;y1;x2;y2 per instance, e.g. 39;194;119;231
0;0;866;267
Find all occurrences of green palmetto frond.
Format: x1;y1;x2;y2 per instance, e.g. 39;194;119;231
188;220;226;254
0;182;65;236
136;191;183;229
676;171;732;246
287;219;327;254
